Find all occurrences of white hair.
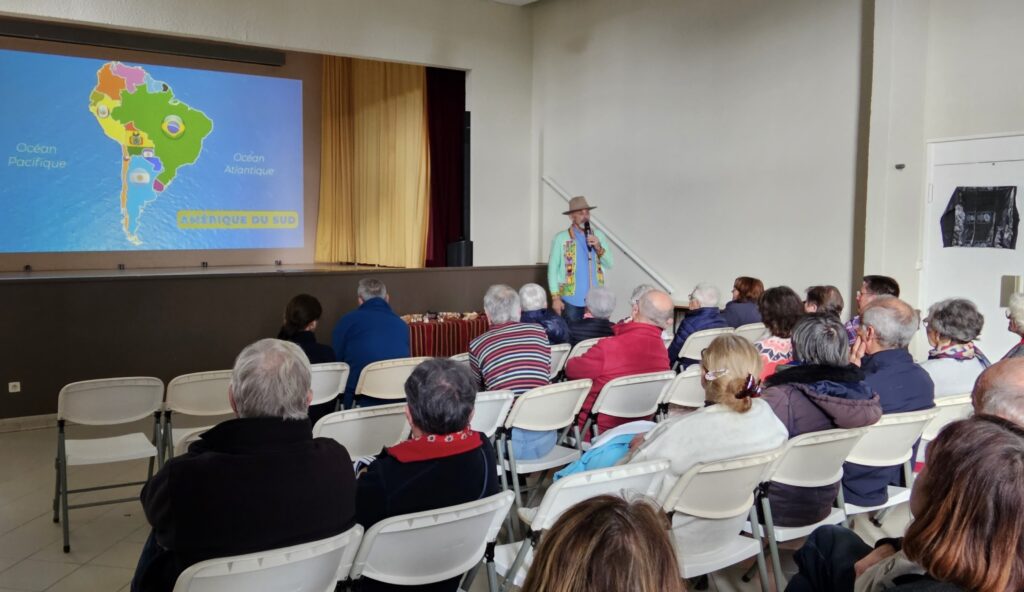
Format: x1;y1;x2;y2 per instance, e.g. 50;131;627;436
1008;292;1024;329
357;278;387;301
689;283;721;308
639;289;673;328
630;284;657;305
585;287;617;319
230;339;311;420
484;284;521;324
518;283;548;312
862;295;919;348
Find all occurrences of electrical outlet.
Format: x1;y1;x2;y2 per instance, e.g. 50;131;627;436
8;382;20;393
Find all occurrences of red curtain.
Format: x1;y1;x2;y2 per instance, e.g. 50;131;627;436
424;67;466;267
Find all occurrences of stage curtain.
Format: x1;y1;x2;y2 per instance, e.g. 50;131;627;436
424;67;466;267
316;57;430;268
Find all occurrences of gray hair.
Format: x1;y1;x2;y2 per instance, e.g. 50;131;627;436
404;358;477;434
585;286;617;320
630;284;657;305
638;289;674;329
792;314;850;366
1008;293;1024;330
862;295;919;348
357;278;388;301
484;284;521;324
925;298;984;344
519;283;548;312
689;283;721;308
230;338;311;420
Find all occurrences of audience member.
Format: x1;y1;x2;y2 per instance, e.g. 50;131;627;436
616;283;656;324
469;284;553;460
519;283;570;345
919;298;989;398
356;359;499;592
804;285;844;318
972;358;1024;426
845;296;934;507
277;294;336;364
520;496;685;592
567;286;616;346
667;283;728;366
754;286;804;379
566;289;673;433
722;276;764;328
1002;292;1024;359
131;339;356;592
845;275;900;345
331;278;410;408
786;415;1024;592
760;314;882;526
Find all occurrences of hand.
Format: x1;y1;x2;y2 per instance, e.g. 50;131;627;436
849;335;866;367
552;297;565;315
854;543;896;578
586;234;601;251
628;433;646;451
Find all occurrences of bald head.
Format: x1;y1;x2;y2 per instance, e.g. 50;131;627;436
636;290;674;329
972;358;1024;426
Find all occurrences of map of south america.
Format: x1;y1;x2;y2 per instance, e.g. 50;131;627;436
89;62;213;244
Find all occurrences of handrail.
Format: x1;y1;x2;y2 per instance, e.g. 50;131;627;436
542;176;675;294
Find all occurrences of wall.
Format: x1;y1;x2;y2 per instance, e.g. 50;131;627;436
0;0;536;267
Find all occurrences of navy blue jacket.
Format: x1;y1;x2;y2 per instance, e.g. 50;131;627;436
521;309;570;345
721;300;762;328
331;298;410;396
668;307;729;364
567;317;615;346
843;349;935;506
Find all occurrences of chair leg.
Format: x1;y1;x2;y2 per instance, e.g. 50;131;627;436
748;506;770;592
507;443;523;538
163;413;174;462
486;558;499;592
57;429;70;553
152;412;163;469
500;540;531;592
461;562;481;592
572;426;583;452
761;497;785;592
52;457;60;523
496;434;514;540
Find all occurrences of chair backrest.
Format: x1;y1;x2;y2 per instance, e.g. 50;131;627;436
58;377;164;425
309;362;350;407
449;353;472;373
165;371;234;416
568;337;605;360
471;391;515;438
845;408;940;467
662;335;673;349
922;394;973;441
174;427;211;456
678;327;735;361
355;357;430;400
530;460;670;532
662;449;782;519
659;367;705;408
349;491;514;586
172;525;364;592
503;379;592;432
591;371;676;420
313;404;411;458
549;343;571;378
734;322;767;343
768;428;868;488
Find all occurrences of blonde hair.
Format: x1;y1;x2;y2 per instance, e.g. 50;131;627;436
700;335;763;413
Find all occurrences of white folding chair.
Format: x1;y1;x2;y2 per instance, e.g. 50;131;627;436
676;327;735;370
346;491;514;592
660;449;783;592
472;391;515;439
657;367;704;418
173;427;211;457
493;460;670;592
843;408;939;523
313;404;411;459
163;370;233;461
53;377;164;552
172;525;364;592
354;357;430;404
581;371;676;438
549;343;571;379
496;379;592;533
921;393;973;443
309;362;350;409
449;352;472;372
567;337;605;360
735;322;768;343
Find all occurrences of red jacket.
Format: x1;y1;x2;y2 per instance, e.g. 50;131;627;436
566;322;670;431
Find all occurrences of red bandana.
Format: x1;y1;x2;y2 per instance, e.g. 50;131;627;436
387;428;483;463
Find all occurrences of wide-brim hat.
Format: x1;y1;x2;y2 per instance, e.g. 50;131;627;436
563;196;597;215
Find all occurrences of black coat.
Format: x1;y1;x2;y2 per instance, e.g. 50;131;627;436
278;329;337;364
136;417;356;592
567;317;615;346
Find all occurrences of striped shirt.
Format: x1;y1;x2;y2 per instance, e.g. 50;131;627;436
469;322;551;394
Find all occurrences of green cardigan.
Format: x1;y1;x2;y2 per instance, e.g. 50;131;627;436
547;225;614;298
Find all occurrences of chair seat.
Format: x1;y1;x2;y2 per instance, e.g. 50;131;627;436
65;433;158;466
493;541;533;587
517;506;538;526
502;445;580;474
742;506;846;542
674;533;762;579
844;486;911;515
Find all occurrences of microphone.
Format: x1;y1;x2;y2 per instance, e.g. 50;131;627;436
584;221;595;253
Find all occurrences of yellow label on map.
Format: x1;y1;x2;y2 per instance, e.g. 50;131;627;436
176;210;300;229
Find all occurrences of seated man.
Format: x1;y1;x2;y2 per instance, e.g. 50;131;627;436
469;284;554;460
356;358;499;592
566;289;673;433
519;282;570;345
567;286;617;346
845;275;899;345
332;278;410;408
667;282;728;367
844;296;934;507
132;339;357;592
972;357;1024;426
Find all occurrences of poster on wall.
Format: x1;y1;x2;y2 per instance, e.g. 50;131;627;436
940;186;1019;249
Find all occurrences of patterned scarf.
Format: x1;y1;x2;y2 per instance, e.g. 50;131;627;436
928;342;991;367
386;428;482;463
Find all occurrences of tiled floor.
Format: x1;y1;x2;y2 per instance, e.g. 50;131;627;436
0;422;909;591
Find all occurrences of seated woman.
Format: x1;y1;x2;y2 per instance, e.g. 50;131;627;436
667;283;729;367
754;286;805;378
919;298;990;398
760;313;881;526
786;415;1024;592
723;276;765;328
277;293;336;364
521;495;684;592
804;285;844;318
1003;292;1024;359
519;282;570;345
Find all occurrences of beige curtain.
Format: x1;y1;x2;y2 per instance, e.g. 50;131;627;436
315;56;430;268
